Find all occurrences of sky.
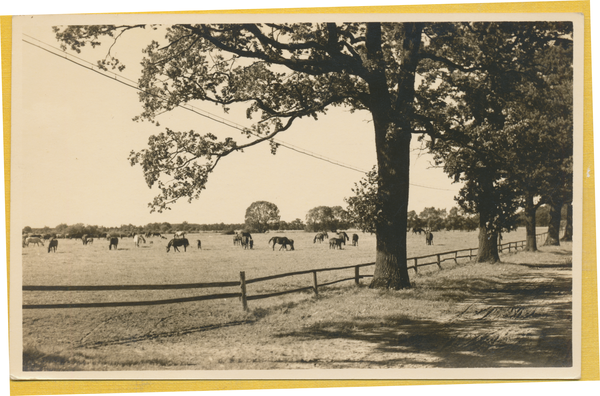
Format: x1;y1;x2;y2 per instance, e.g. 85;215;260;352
12;14;465;229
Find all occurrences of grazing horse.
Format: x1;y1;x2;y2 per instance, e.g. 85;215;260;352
108;237;119;250
166;238;189;252
329;238;344;249
47;239;58;253
269;236;294;251
337;232;349;245
237;231;252;239
352;234;359;246
413;227;425;235
233;235;242;246
145;232;161;238
197;240;202;249
174;231;186;239
133;234;146;247
25;237;44;247
241;236;253;249
425;231;434;245
313;232;328;243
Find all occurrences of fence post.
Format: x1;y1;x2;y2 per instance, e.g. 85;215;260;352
437;254;442;269
454;251;458;264
240;271;248;311
354;266;360;285
469;248;473;260
413;258;418;273
312;271;319;297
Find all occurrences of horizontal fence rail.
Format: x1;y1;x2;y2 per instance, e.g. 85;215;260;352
23;232;548;311
22;281;240;292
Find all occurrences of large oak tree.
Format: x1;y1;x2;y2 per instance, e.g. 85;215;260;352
55;21;572;288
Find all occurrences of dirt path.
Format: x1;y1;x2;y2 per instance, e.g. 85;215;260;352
172;248;573;370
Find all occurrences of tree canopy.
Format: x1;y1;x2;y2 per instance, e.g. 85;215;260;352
305;205;350;232
420;22;573;261
54;21;574;289
244;201;280;233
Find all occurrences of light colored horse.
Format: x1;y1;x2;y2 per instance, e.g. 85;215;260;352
329;238;343;249
133;234;146;247
174;231;186;239
25;237;44;247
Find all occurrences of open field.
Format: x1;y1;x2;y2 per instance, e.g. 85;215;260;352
20;229;572;371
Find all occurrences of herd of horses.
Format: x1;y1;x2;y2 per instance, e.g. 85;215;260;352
312;231;359;249
23;228;435;254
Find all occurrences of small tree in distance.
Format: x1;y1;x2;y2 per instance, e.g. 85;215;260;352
344;167;379;234
245;201;280;233
305;206;350;233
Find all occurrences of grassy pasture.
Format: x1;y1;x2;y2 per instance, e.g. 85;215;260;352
22;228;537;288
21;228;565;371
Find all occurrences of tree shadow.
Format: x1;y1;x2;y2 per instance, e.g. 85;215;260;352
276;266;572;368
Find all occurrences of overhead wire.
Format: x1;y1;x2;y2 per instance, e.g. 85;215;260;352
22;33;457;191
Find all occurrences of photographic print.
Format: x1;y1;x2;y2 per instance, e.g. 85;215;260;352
8;6;584;381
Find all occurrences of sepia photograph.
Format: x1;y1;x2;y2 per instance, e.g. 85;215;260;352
7;3;585;383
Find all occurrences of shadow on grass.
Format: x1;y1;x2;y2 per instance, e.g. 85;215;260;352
77;319;257;348
276;265;572;368
75;300;306;348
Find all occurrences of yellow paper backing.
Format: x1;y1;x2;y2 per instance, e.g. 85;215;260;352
2;1;598;394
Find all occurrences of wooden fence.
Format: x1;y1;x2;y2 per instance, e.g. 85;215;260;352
23;232;548;311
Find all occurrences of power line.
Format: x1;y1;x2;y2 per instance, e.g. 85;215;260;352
22;34;457;191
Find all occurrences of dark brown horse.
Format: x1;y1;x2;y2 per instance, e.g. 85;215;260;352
269;236;294;251
337;231;349;244
352;234;359;246
425;231;434;245
108;237;119;250
167;238;189;252
47;239;58;253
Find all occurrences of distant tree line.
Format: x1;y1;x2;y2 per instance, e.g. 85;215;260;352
23;199;567;239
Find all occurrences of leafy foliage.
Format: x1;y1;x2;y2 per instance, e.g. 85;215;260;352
244;201;281;233
344;167;380;233
305;206;351;232
420;22;573;253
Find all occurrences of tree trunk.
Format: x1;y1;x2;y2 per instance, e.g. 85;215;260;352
367;22;422;290
544;197;563;246
561;201;573;241
523;192;538;252
369;127;412;290
476;216;500;263
475;169;500;263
